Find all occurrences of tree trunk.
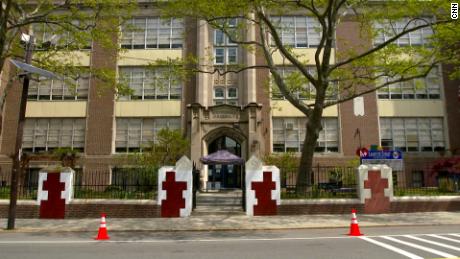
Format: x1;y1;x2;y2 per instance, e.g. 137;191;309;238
296;107;324;194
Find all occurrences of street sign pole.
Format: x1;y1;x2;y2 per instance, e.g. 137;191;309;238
7;36;34;230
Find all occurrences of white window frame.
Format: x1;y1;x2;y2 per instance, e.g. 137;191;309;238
121;17;184;49
271;16;322;48
118;67;182;100
22;118;86;152
379;117;445;152
272;117;339;153
115;117;181;153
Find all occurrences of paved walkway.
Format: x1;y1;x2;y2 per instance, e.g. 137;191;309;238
1;212;459;232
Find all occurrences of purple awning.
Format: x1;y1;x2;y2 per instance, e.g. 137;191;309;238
200;150;245;165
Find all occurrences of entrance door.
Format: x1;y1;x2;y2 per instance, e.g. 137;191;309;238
208;136;241;189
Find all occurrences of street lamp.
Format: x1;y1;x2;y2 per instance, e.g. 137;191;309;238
6;33;57;230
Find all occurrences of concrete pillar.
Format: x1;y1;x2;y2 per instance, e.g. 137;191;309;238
158;156;193;217
196;20;210;107
245;156;280;216
358;164;394;214
244;14;257;104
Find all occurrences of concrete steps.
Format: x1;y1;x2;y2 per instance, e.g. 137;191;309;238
193;190;244;216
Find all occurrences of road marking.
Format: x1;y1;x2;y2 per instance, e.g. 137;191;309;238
0;236;349;244
429;235;460;244
405;235;460;252
0;233;458;245
359;236;424;259
450;234;460;238
382;236;457;259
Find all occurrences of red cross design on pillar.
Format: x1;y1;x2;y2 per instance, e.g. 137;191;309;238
161;171;187;217
363;170;390;214
40;173;66;219
251;171;277;216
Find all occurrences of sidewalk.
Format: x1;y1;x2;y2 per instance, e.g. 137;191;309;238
1;212;459;232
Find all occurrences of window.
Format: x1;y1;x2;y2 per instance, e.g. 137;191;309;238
271;67;336;100
28;75;89;100
22;118;86;152
213;87;238;105
115;117;180;153
272;117;339;153
214;21;238;65
214;46;238;65
373;18;434;47
118;67;182;100
271;16;321;48
213;72;238;105
379;117;445;152
33;22;92;50
121;17;183;49
377;67;441;99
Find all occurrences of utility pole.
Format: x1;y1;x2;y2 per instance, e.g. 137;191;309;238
7;35;34;230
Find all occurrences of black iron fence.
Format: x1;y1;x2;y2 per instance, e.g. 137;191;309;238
74;168;157;199
0;168;39;200
0;167;157;200
1;160;458;200
393;161;460;196
280;166;358;199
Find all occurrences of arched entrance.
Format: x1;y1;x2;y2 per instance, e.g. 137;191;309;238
207;136;242;189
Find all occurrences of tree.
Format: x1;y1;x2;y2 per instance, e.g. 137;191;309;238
1;0;135;230
159;0;459;192
129;128;190;170
0;0;135;134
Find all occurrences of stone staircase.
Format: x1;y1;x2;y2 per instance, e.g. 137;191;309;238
193;190;245;216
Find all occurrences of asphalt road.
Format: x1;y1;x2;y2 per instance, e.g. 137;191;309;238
0;225;459;259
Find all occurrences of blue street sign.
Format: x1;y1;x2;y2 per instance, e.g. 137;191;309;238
361;150;403;160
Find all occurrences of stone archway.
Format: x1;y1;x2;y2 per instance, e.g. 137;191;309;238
201;127;247;190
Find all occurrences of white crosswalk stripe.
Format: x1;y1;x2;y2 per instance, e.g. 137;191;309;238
360;234;460;259
359;237;424;259
428;234;460;244
382;236;457;258
404;235;460;252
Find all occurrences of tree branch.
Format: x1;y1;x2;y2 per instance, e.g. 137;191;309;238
256;8;317;86
256;5;311;116
330;19;452;71
323;62;440;107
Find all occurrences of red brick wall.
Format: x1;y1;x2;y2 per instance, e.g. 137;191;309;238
1;201;459;218
65;204;160;218
0;205;39;218
336;20;380;156
442;64;460;155
0;62;23;156
390;201;460;213
0;204;160;218
278;204;364;215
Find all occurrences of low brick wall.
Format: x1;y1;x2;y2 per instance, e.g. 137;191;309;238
65;204;160;218
279;204;364;215
0;204;39;219
390;197;460;213
1;197;460;218
0;200;160;218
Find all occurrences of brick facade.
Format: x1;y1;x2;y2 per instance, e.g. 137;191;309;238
336;19;380;156
442;64;460;155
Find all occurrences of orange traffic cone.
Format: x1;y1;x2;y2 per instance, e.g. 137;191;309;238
348;209;363;236
95;213;110;240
